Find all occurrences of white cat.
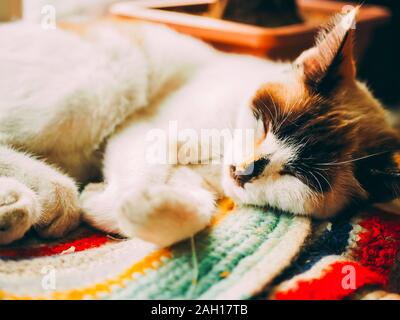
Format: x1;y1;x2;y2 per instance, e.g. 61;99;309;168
0;10;399;246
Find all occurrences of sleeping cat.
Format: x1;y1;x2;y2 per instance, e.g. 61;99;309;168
0;10;399;246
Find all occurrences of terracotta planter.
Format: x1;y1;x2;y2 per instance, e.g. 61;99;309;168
110;0;390;61
0;0;22;22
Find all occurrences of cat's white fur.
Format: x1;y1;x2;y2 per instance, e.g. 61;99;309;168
0;13;381;246
222;127;315;214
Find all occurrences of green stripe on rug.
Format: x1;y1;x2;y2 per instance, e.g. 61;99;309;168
107;206;309;300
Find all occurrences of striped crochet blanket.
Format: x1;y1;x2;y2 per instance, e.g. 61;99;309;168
0;199;399;300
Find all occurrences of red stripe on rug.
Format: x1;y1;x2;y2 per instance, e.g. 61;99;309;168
274;261;385;300
352;214;400;277
0;233;109;259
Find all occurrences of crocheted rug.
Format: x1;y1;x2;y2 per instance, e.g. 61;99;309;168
0;199;399;300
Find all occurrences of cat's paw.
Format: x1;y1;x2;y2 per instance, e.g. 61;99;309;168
0;178;40;245
34;176;81;238
80;182;121;234
117;185;215;247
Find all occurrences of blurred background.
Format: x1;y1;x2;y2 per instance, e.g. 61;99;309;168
1;0;399;108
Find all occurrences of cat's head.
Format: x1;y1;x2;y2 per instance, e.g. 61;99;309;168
223;9;400;217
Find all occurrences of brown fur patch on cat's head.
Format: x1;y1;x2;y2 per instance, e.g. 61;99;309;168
244;9;400;217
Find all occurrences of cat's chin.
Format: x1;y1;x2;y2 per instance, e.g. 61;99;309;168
221;167;321;216
222;177;350;219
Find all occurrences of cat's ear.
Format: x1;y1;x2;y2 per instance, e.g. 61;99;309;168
294;8;358;95
354;135;400;203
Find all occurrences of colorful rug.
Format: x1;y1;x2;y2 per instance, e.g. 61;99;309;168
0;199;399;300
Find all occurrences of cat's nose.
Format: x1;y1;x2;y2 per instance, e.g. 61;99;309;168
229;157;270;187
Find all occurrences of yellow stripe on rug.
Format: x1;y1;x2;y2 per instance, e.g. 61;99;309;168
0;198;235;300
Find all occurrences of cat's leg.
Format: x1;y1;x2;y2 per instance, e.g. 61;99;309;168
80;123;170;235
81;122;219;246
0;145;81;244
116;166;216;246
82;166;216;246
80;182;121;234
0;177;40;245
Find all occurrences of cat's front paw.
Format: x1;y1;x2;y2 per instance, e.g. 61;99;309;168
0;178;40;245
80;182;121;234
34;177;81;239
117;186;215;247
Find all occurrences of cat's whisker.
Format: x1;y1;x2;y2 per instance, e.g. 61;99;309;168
316;151;389;166
303;161;330;172
187;236;199;299
260;100;276;128
297;136;312;149
266;91;280;128
313;165;330;172
284;97;301;123
308;170;324;195
296;166;320;193
313;169;333;192
278;96;303;132
274;96;292;133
